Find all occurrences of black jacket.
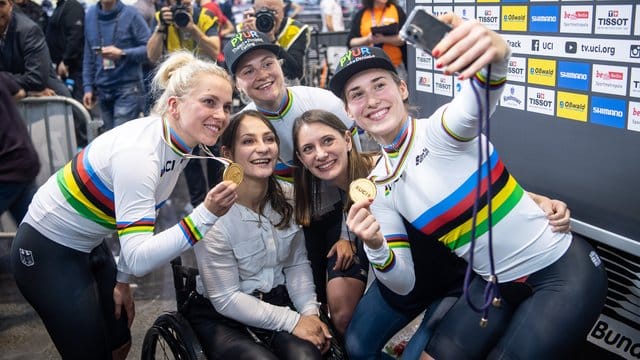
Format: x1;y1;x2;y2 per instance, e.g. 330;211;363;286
0;74;41;183
46;0;85;72
0;11;68;95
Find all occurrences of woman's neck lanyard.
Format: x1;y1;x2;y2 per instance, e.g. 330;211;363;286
372;116;414;186
370;5;387;27
96;11;120;47
161;116;232;168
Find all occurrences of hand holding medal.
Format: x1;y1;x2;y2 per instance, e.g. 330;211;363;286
349;178;377;202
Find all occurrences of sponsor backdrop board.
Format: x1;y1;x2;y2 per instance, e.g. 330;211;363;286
405;0;639;358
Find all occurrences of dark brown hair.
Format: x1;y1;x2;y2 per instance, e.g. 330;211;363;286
291;109;377;226
219;110;293;229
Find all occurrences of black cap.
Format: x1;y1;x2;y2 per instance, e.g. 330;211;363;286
329;46;397;97
223;31;283;75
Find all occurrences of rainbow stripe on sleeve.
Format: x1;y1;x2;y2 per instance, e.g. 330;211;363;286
179;215;203;246
411;150;524;251
372;234;409;272
117;218;155;237
473;71;507;90
56;147;116;228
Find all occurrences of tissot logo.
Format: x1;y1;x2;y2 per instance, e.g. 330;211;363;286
526;86;555;116
565;41;577;54
477;6;500;30
595;5;632;35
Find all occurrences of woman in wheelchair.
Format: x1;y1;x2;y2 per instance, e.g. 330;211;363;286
186;110;333;359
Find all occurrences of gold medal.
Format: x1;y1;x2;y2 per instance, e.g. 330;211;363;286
349;178;377;202
223;162;244;185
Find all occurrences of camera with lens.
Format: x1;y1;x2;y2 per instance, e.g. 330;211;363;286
170;0;191;28
255;8;277;33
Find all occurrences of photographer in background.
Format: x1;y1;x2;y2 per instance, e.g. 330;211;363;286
146;0;221;64
237;0;309;81
147;0;223;222
82;0;150;131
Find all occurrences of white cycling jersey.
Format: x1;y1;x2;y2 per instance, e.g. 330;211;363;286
365;59;572;295
24;116;219;281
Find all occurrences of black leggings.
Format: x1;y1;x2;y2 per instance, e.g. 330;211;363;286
426;234;608;360
303;203;368;304
11;223;130;359
186;292;322;360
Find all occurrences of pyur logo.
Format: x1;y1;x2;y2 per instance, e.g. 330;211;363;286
19;248;35;267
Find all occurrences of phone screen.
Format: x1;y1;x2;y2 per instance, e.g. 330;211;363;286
400;9;452;55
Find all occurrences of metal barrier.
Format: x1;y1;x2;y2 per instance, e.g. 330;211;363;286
17;96;101;186
1;96;101;233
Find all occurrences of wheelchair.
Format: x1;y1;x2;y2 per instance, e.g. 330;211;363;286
141;257;348;360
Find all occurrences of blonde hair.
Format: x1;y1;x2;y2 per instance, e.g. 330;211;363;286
151;51;232;116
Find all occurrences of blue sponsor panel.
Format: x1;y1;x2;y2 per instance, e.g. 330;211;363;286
557;61;590;91
590;96;627;129
529;6;559;33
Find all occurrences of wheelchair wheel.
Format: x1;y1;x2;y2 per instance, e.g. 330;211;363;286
141;312;205;360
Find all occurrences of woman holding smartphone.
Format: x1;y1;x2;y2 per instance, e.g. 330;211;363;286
330;12;607;359
292;109;574;360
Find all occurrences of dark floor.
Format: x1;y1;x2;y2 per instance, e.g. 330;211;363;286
0;175;195;360
0;174;420;359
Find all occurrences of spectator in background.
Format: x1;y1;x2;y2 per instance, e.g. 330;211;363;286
0;74;40;226
238;0;310;82
82;0;150;132
0;0;69;97
347;0;406;79
283;0;301;18
147;0;222;212
133;0;158;26
46;0;87;145
199;0;234;65
13;0;47;32
147;0;221;64
320;0;344;32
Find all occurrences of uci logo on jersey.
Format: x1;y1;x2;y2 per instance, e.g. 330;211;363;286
160;160;176;177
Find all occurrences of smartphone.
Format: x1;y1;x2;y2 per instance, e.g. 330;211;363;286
92;46;102;54
400;8;452;55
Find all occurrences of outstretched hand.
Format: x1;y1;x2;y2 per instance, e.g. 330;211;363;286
432;13;510;80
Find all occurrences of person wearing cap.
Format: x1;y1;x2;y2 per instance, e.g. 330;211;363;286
333;13;607;359
223;30;369;337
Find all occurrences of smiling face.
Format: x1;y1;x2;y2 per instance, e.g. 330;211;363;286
234;49;286;110
225;115;279;181
0;0;13;34
169;73;233;147
296;122;352;190
344;68;409;145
